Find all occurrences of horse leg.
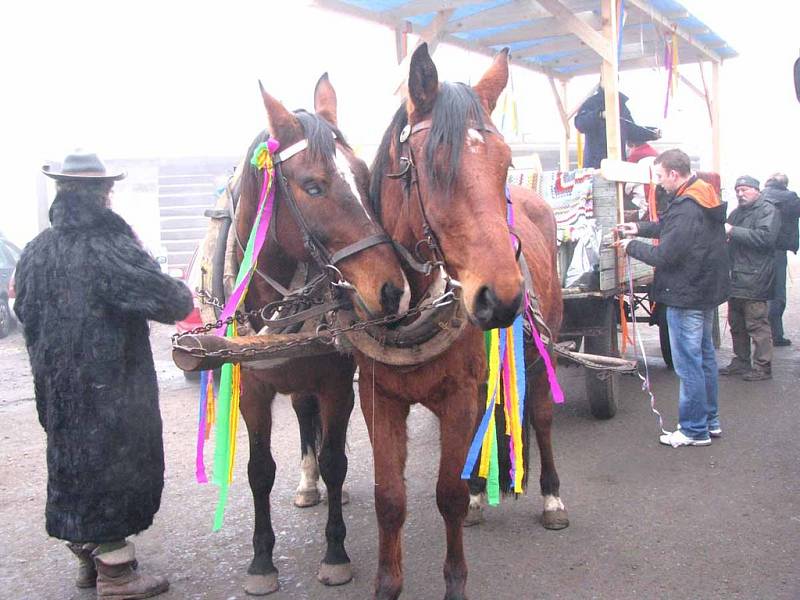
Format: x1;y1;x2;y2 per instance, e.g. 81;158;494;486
434;401;473;600
291;393;322;508
361;386;409;600
464;384;487;527
240;372;280;595
529;369;569;530
316;383;356;586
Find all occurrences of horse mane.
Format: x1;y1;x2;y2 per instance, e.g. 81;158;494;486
369;82;485;222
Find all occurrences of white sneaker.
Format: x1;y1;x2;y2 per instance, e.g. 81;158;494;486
659;429;712;447
709;427;722;438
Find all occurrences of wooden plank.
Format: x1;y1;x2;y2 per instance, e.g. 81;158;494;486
534;0;611;62
450;0;597;32
600;158;651;184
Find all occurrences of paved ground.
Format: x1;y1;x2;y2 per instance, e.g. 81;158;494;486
2;259;799;600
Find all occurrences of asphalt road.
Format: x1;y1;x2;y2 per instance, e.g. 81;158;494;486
1;262;799;600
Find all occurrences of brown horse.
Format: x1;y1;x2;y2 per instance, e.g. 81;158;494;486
233;75;408;595
359;44;566;599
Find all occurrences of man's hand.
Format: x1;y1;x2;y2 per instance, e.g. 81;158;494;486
616;222;639;237
724;223;733;236
613;238;633;252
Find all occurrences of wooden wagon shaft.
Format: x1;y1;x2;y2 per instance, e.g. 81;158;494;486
172;333;335;372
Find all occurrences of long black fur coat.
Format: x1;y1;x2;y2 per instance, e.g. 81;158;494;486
13;190;193;543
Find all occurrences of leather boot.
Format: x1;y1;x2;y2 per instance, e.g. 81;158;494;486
66;542;98;588
94;542;169;599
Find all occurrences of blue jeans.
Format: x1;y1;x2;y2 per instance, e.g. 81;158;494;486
666;307;719;439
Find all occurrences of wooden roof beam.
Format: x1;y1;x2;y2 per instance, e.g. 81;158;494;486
534;0;611;62
449;0;597;32
477;11;601;46
623;0;724;63
383;0;488;21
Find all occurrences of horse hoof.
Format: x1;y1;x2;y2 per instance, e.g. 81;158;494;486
463;504;485;527
294;489;321;508
317;561;353;586
244;572;279;596
542;508;570;530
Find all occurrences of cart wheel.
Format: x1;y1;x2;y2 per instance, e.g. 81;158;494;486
584;299;618;420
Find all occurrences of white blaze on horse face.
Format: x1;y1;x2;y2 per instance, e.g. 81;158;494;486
543;494;565;512
466;128;485;154
399;279;411;314
334;149;373;223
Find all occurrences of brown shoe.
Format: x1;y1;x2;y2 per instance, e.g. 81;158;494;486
719;361;749;376
94;542;169;599
66;542;98;588
742;369;772;381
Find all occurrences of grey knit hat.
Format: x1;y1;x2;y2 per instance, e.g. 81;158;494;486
734;175;759;190
42;149;126;181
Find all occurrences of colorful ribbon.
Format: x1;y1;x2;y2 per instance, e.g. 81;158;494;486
195;137;280;531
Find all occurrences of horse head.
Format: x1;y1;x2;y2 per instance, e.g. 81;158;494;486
238;74;409;320
372;44;522;330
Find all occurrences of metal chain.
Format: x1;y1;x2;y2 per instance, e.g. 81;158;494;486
172;289;457;362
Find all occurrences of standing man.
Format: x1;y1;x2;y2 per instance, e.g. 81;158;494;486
760;173;800;346
14;150;193;597
617;148;729;447
719;176;781;381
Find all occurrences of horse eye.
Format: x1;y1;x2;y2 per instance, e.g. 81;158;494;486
304;184;323;197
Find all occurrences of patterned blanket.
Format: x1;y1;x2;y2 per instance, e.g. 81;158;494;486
507;168;595;242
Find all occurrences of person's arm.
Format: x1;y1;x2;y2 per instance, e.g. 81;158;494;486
625;204;696;268
635;220;661;238
728;205;781;249
93;233;193;324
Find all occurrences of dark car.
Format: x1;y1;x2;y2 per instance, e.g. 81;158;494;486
0;235;21;338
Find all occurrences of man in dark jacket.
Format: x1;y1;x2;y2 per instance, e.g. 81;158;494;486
718;176;781;381
574;87;633;168
761;173;800;346
617;149;729;447
14;150;193;598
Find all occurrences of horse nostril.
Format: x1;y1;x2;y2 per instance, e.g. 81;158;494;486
380;282;404;315
473;287;523;329
473;286;498;323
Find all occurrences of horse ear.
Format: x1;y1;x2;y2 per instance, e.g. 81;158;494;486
259;80;296;137
314;72;338;126
473;48;509;113
408;43;439;115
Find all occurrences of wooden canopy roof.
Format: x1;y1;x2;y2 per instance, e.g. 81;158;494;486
313;0;736;80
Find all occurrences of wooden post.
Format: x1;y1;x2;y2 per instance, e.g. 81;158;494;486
548;76;571;171
600;0;621;163
560;80;570;170
711;60;721;176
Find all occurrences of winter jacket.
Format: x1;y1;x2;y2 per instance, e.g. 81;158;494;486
761;182;800;253
13;191;192;543
573;89;632;168
626;176;730;309
727;197;781;300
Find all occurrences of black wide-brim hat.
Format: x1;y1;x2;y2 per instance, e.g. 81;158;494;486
41;150;126;181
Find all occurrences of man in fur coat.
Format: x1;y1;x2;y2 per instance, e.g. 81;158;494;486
14;150;193;598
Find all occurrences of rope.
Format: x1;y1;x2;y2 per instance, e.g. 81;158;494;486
625;255;669;434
